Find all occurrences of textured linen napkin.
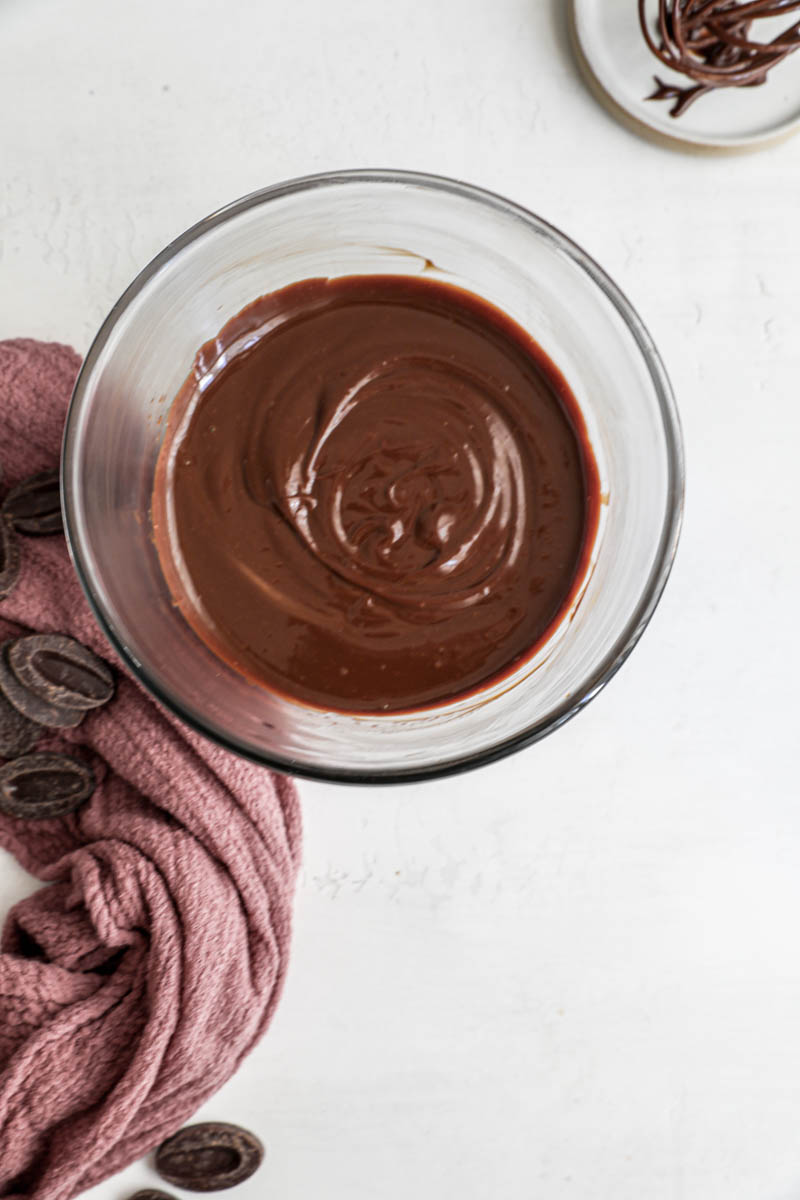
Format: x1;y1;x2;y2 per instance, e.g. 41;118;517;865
0;339;301;1200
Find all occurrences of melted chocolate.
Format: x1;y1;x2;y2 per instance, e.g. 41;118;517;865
152;276;599;713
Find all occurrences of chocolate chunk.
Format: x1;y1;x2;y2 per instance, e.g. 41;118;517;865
155;1123;264;1192
0;514;20;600
0;690;39;757
0;642;84;729
0;752;95;819
129;1193;178;1200
2;470;63;535
8;634;114;712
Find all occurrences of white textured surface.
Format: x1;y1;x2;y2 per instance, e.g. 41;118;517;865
1;2;799;1198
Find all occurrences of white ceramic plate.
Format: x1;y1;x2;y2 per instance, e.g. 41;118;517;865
570;0;800;151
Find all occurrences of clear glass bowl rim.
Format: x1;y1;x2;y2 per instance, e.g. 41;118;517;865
62;168;685;785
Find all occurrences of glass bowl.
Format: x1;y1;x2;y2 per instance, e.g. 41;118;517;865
62;170;684;784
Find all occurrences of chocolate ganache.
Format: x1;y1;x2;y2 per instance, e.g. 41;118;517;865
152;275;600;712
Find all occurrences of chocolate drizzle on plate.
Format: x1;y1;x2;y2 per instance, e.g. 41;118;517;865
640;0;800;117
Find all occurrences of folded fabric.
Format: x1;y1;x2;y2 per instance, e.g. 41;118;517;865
0;340;301;1200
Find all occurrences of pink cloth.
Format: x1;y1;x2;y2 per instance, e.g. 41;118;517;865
0;340;301;1200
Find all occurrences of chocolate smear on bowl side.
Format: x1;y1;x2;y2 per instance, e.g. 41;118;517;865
155;1123;264;1192
2;469;63;535
0;514;20;600
8;633;114;711
0;752;95;819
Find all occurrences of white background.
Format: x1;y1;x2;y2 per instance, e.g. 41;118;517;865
1;1;799;1198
